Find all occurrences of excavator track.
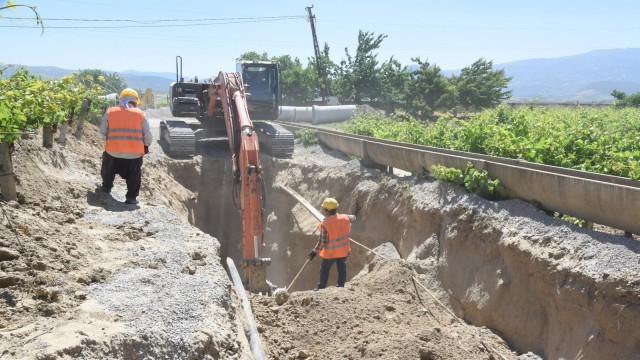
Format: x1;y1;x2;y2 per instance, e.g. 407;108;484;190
254;121;295;158
159;120;196;157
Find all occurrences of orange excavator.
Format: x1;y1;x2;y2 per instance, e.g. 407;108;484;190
161;57;293;293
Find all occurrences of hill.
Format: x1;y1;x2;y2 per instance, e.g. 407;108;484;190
0;66;176;94
3;48;640;102
499;48;640;102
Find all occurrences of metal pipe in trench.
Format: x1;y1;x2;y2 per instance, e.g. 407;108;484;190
226;257;266;360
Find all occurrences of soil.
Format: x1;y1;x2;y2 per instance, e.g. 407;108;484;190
0;108;638;360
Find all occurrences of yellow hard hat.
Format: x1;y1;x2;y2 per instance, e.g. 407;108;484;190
322;197;339;210
119;88;140;105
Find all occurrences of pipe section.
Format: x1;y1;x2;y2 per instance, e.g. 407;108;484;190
311;105;357;125
278;105;357;124
226;257;266;360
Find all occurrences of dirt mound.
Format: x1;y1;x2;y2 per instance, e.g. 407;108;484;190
0;123;251;359
252;255;516;360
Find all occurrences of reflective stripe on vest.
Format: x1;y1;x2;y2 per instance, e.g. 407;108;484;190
318;214;351;259
105;106;145;156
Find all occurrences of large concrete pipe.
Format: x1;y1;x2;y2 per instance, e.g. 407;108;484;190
278;106;296;122
312;105;358;125
295;107;313;123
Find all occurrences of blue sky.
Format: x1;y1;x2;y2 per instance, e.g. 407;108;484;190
1;0;639;78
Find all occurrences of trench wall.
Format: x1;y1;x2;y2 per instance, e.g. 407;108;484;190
259;156;640;360
168;151;640;360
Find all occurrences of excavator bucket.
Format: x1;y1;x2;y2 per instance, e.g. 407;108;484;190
241;258;272;294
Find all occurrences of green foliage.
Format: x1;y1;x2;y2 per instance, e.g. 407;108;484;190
295;129;318;146
377;58;410;113
74;69;127;94
334;30;387;104
560;215;586;227
453;59;512;114
611;90;640;108
237;51;270;62
430;164;464;185
237;36;511;114
431;163;504;200
0;66;108;142
345;105;640;180
274;55;318;106
405;58;449;118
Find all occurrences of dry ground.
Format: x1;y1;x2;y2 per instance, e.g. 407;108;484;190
0;109;638;359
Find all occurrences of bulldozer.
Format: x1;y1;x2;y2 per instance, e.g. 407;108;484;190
139;88;155;110
161;56;294;293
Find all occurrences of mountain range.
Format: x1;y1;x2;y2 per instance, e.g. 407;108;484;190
3;48;640;102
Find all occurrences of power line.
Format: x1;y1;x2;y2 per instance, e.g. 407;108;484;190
1;15;306;28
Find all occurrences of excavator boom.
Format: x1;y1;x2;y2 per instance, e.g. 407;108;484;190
214;71;270;293
161;58;294;293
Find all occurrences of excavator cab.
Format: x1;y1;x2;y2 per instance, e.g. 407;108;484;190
237;61;281;120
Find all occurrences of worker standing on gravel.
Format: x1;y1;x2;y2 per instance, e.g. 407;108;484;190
308;198;356;290
98;88;153;205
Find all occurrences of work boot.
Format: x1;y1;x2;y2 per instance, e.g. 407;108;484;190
124;198;138;205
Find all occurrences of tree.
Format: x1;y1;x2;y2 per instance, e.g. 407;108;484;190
377;57;409;114
74;69;127;94
611;90;640;107
237;51;270;62
334;30;387;104
238;51;318;105
454;58;512;114
272;55;317;106
404;57;449;119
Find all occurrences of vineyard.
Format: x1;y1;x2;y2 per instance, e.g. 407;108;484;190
0;67;108;143
343;105;640;180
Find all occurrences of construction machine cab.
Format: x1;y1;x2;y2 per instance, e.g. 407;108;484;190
169;56;209;118
237;60;281;120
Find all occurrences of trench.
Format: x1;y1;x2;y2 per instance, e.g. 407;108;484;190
162;144;640;360
168;145;371;292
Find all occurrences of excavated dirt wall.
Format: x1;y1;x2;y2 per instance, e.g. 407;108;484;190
167;143;640;360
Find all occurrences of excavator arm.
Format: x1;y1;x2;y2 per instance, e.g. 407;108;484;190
211;72;271;293
163;58;293;293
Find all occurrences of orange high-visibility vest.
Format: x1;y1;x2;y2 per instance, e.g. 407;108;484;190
318;214;351;259
105;106;145;156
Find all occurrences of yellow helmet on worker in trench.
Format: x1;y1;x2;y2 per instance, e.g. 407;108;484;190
322;197;339;210
119;88;140;105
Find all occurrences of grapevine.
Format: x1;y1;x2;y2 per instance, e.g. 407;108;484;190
0;67;109;143
344;106;640;180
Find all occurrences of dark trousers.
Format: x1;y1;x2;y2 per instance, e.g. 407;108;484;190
317;256;347;289
100;151;143;200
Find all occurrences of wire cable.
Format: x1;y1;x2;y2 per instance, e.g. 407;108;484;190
0;15;305;29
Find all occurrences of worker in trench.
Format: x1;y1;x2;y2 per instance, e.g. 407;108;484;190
98;88;153;205
308;198;357;290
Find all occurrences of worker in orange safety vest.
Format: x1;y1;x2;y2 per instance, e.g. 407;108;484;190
98;88;153;205
308;197;356;290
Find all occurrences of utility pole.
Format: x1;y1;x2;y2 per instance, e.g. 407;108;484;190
306;5;331;104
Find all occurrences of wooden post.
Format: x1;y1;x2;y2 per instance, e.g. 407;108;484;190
74;99;91;139
57;107;75;146
42;124;54;148
0;142;17;201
